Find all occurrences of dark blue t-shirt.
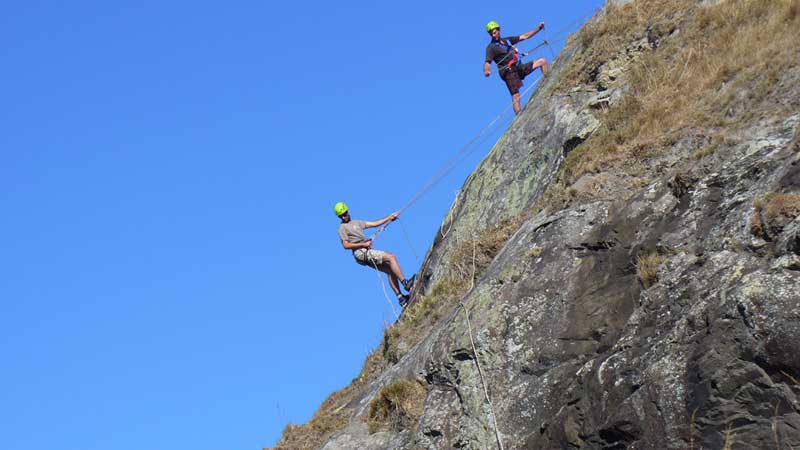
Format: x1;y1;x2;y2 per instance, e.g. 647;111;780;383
485;36;521;73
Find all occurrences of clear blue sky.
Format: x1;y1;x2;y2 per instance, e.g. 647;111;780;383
0;1;603;449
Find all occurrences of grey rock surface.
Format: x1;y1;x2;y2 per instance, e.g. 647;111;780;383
316;1;800;449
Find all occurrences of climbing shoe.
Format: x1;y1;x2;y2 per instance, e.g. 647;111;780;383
402;274;416;292
397;293;410;308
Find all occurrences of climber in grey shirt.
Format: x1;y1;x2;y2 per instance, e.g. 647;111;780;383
334;201;415;307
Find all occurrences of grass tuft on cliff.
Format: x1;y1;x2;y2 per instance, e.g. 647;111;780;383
636;252;667;286
268;348;389;450
754;193;800;221
751;192;800;239
366;379;427;433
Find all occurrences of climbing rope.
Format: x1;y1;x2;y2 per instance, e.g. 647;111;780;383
368;76;539;245
397;218;420;263
366;7;601;244
544;40;557;61
368;254;400;320
459;301;505;450
368;220;393;242
440;213;454;240
493;39;541;71
522;39;550;58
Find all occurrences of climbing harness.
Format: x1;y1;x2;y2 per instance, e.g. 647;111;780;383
491;38;521;73
491;38;552;76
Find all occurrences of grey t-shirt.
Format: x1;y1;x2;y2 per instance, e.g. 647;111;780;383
338;219;368;245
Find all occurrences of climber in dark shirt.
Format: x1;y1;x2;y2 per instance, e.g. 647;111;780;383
484;20;549;115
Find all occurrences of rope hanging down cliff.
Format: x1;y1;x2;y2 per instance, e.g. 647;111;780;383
460;301;506;450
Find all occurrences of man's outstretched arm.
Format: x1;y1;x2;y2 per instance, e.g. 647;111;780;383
364;212;399;228
518;22;545;41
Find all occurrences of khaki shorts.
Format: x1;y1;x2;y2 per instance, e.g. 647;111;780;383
353;248;389;267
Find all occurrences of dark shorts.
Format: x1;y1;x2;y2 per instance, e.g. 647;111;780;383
500;61;536;96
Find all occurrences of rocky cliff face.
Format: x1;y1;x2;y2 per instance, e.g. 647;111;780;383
273;0;800;449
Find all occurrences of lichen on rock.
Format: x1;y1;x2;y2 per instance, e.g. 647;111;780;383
271;1;800;449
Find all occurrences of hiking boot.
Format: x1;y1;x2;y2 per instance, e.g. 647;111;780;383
401;274;416;292
397;294;410;308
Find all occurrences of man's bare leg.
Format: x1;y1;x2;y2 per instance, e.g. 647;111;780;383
377;264;402;295
517;59;549;114
383;253;406;282
532;58;549;76
381;252;412;293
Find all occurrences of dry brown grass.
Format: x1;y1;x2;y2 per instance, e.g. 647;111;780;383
636;252;667;286
694;134;738;161
366;379;427;433
532;176;633;215
669;169;696;198
534;184;574;215
752;192;800;239
750;211;765;238
781;370;800;386
269;389;351;450
447;216;526;287
562;0;669;88
269;348;389;450
380;277;463;363
383;216;526;363
527;246;544;258
722;423;736;450
553;0;800;200
755;193;800;221
773;402;782;450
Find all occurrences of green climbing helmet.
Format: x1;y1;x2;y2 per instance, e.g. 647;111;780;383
486;20;500;33
334;201;349;216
